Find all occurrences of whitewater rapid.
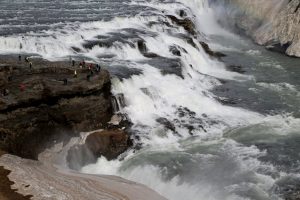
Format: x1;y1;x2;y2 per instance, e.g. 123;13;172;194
0;0;300;199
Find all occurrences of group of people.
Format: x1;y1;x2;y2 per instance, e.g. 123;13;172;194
72;59;101;82
1;56;103;97
20;55;32;69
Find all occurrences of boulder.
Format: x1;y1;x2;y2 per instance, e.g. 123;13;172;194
67;129;132;170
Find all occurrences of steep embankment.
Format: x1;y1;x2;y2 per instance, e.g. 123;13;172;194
214;0;300;57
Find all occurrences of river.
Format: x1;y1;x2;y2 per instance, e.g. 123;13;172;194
0;0;299;199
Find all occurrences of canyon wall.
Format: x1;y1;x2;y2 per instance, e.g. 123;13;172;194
213;0;300;57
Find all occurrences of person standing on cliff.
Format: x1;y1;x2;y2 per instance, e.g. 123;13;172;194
74;70;77;78
95;64;101;74
63;78;68;85
72;59;75;67
2;88;9;96
19;83;26;92
29;62;32;69
18;55;21;62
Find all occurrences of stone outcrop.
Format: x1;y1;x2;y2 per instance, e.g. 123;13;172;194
67;128;132;170
213;0;300;57
0;56;115;159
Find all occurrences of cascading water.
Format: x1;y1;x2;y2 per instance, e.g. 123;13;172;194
0;0;299;199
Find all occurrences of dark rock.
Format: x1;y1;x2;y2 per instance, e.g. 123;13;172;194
82;40;112;49
137;40;159;58
226;65;246;74
184;124;195;135
169;46;181;56
71;46;82;53
140;57;183;78
266;41;292;55
216;97;237;105
137;40;147;53
67;129;132;170
156;117;177;133
143;52;159;58
186;38;197;48
179;10;188;18
176;107;196;118
199;41;226;58
166;15;196;35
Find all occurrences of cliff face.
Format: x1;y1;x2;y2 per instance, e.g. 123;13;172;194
213;0;300;57
0;56;114;159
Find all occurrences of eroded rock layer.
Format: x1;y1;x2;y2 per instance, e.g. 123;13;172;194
214;0;300;57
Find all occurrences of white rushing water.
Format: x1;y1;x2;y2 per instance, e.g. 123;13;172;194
1;0;300;199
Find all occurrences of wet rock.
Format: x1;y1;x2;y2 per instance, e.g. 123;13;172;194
184;124;195;135
186;37;197;48
86;129;131;159
156;117;177;133
137;40;147;53
169;46;181;56
71;46;82;53
108;113;133;130
176;107;196;118
137;40;159;58
109;65;142;79
67;129;132;170
166;15;196;35
143;52;160;58
226;65;246;74
199;41;226;58
82;40;112;49
266;41;292;55
179;9;188;18
140;57;183;78
216;97;237;105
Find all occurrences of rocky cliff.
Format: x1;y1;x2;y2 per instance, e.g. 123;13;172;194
213;0;300;57
0;56;117;159
0;56;156;200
